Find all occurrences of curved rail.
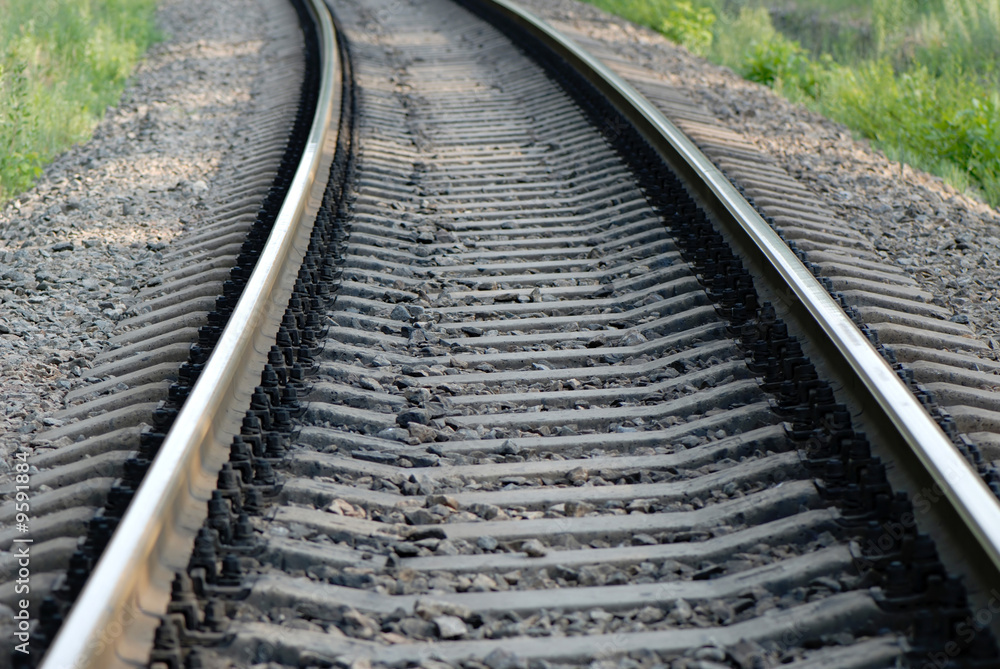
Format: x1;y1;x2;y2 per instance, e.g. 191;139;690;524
473;0;1000;576
35;0;1000;665
38;0;341;666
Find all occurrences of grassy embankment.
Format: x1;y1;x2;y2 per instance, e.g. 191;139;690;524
0;0;160;202
585;0;1000;208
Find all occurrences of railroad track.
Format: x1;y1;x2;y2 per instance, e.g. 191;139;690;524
8;0;1000;667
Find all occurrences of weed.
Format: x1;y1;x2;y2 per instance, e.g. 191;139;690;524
585;0;716;53
660;1;716;54
0;62;44;196
915;0;1000;76
0;0;160;202
582;0;1000;208
825;59;1000;203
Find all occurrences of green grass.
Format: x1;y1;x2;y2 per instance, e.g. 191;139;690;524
587;0;718;55
583;0;1000;208
0;0;161;202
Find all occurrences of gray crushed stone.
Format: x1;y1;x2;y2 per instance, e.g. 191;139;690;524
0;0;285;478
516;0;1000;355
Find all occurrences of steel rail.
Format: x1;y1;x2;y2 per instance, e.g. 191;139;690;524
474;0;1000;578
38;0;341;666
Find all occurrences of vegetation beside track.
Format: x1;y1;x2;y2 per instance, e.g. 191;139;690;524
0;0;160;202
586;0;1000;207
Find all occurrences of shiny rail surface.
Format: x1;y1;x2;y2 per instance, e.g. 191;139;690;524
32;0;1000;666
36;0;341;666
471;0;1000;579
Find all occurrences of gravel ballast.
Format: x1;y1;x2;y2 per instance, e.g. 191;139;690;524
0;0;286;475
517;0;1000;351
510;0;1000;474
2;0;999;488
